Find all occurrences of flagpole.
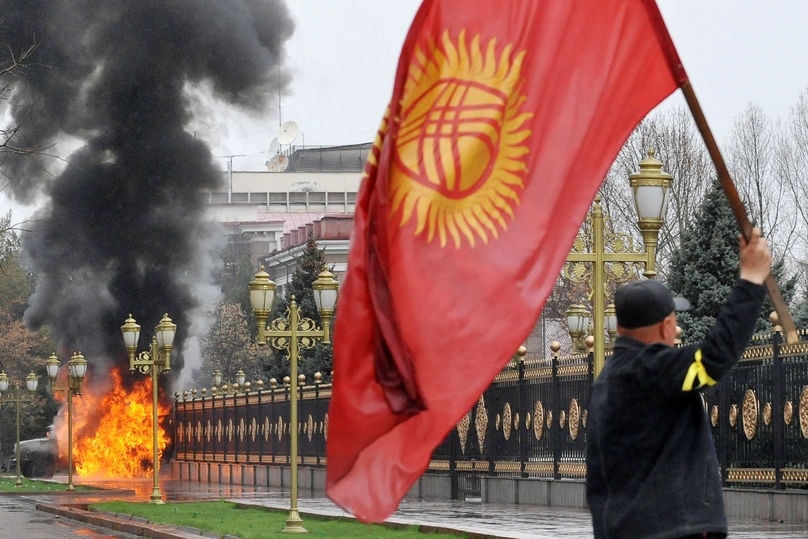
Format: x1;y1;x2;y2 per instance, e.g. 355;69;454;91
680;81;798;344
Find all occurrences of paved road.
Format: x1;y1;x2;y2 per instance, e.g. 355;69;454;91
3;475;808;538
0;495;140;539
240;492;808;539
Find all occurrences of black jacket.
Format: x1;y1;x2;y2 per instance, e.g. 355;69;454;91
586;279;765;539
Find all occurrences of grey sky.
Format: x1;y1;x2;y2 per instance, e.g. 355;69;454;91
213;0;808;170
657;0;808;136
5;1;808;215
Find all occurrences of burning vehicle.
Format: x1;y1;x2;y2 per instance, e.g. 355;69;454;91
2;0;293;483
7;426;58;478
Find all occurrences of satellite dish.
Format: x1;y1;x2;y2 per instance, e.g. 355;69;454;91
266;153;289;172
268;137;280;155
276;120;299;145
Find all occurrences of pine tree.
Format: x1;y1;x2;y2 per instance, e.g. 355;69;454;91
266;238;333;383
668;182;793;341
286;238;327;321
668;182;740;342
792;294;808;329
760;259;798;334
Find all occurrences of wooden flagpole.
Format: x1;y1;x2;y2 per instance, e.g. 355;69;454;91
680;81;798;344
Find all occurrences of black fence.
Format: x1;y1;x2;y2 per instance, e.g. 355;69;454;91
173;382;330;467
173;327;808;496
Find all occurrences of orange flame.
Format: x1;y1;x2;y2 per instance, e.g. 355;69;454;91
54;367;170;478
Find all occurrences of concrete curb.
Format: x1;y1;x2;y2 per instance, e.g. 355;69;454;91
36;502;215;539
37;500;505;539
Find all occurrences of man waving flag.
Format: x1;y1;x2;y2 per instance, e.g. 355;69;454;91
327;0;688;522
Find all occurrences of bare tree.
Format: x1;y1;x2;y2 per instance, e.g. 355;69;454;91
0;30;41;238
1;40;38;156
780;88;808;297
540;107;716;355
199;300;266;387
601;106;714;281
727;104;798;263
539;96;808;354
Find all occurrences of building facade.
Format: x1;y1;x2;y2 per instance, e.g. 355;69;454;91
205;145;365;292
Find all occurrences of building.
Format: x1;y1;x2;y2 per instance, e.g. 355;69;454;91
206;144;366;293
206;143;561;365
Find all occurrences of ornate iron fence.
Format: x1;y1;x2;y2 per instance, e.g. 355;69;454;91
173;328;808;496
704;330;808;488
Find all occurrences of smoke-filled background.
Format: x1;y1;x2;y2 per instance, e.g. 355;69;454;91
1;1;294;389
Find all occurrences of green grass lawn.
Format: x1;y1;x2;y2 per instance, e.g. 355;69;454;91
0;474;93;492
89;500;485;538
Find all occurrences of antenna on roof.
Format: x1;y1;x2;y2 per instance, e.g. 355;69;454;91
267;153;289;172
277;120;299;146
268;75;298;172
266;121;298;172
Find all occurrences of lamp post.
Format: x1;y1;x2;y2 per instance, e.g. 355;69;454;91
120;312;177;504
629;149;672;279
45;352;88;491
235;369;246;393
0;371;39;486
564;149;670;375
564;304;591;353
249;265;338;534
604;303;618;345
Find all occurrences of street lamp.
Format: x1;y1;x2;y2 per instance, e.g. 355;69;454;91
564;149;670;375
604;303;618;345
630;148;672;279
235;369;247;391
248;265;339;534
0;371;39;486
45;352;88;491
565;304;591;353
311;267;339;344
121;312;176;504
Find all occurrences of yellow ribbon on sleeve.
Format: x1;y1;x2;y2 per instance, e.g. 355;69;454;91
682;349;717;391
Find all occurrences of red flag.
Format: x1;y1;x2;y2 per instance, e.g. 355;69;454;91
327;0;688;522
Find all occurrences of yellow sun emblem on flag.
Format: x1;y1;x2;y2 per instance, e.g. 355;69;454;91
390;29;533;248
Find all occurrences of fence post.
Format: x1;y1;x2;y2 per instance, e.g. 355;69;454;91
173;395;182;459
719;374;729;486
233;390;239;466
244;383;252;465
518;347;528;478
772;314;785;490
552;345;561;480
201;392;207;461
190;392;197;462
487;386;496;477
270;378;278;464
256;382;264;464
449;413;458;499
219;390;227;464
314;374;321;466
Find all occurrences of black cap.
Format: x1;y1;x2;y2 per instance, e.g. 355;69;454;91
614;280;691;329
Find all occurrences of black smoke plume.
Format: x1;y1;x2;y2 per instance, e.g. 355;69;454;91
1;1;294;385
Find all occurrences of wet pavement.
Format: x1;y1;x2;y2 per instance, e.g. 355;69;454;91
5;474;808;538
211;488;808;538
0;494;142;539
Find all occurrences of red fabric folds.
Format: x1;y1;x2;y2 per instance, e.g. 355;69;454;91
327;0;687;522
